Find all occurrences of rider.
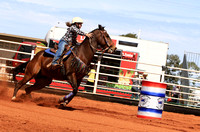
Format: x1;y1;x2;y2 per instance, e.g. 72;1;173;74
52;17;93;67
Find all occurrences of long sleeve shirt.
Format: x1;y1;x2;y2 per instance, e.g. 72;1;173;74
62;25;86;45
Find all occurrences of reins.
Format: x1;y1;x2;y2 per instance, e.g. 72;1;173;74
69;29;113;68
100;30;112;54
88;37;97;53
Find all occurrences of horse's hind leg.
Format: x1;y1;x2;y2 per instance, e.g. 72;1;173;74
12;62;41;101
12;73;34;100
25;76;52;95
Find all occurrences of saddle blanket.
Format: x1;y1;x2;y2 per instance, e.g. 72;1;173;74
44;47;74;56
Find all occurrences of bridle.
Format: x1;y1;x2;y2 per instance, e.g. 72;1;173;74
100;30;113;54
88;30;113;54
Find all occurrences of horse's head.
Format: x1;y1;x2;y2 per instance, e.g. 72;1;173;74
92;25;117;53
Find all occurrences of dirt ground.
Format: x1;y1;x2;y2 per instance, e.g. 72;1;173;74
0;81;200;132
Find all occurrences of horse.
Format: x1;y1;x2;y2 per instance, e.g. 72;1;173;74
11;25;117;106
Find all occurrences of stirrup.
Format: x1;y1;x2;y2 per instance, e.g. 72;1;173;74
52;63;62;66
51;63;62;70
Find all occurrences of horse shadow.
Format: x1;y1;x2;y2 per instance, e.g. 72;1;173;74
56;105;83;111
16;94;83;111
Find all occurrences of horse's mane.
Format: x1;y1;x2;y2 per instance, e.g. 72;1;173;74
90;28;99;33
74;25;105;51
76;28;98;48
81;27;103;44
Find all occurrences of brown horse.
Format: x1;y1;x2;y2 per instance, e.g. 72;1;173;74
11;25;116;106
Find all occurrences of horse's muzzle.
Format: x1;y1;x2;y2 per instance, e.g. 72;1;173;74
109;47;117;53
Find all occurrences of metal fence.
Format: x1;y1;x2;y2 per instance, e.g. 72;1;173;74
0;39;199;109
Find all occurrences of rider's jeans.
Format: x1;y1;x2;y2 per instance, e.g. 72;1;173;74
52;39;68;65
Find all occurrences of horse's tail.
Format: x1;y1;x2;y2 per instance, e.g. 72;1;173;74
11;61;30;82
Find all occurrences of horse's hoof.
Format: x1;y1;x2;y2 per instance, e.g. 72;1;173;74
11;96;16;101
25;88;31;95
58;97;65;103
60;100;69;108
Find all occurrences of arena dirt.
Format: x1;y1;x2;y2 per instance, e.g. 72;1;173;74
0;81;200;132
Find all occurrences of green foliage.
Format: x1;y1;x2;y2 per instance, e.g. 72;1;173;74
166;54;180;68
114;84;132;90
120;33;138;38
165;54;181;89
184;62;200;86
106;83;132;90
188;62;200;71
106;83;115;88
119;69;124;74
165;54;200;88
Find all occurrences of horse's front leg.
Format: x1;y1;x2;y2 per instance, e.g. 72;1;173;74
59;73;80;106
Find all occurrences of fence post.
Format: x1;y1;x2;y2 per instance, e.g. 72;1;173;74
30;45;36;60
161;66;167;82
93;55;102;94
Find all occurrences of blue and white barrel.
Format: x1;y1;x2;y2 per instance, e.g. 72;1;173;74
137;80;167;119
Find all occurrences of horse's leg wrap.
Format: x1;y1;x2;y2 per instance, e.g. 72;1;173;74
58;92;74;106
64;92;74;101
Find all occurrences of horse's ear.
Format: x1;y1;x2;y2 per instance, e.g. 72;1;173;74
98;24;105;30
98;24;102;30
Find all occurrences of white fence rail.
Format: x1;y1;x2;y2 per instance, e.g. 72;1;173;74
0;39;199;109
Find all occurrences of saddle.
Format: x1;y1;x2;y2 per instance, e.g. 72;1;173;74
44;44;75;67
44;46;74;57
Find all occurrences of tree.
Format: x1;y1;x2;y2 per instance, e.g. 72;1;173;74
165;54;181;89
165;54;200;89
184;62;200;86
120;33;138;38
187;62;200;71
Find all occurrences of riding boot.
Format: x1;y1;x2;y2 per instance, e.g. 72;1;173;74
51;61;62;70
51;52;65;70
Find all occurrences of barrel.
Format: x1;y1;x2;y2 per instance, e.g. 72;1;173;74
137;80;167;119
